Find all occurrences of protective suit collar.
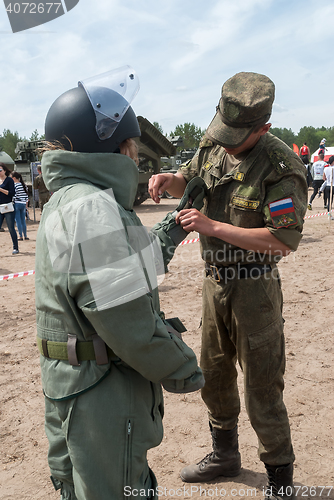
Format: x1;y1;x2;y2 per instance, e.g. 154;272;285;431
41;150;139;210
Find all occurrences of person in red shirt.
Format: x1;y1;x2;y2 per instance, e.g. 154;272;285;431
300;142;310;165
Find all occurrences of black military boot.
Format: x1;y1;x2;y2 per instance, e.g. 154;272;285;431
264;463;295;500
180;425;241;482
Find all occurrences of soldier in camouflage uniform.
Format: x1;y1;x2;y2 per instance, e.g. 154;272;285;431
33;165;50;211
148;72;308;500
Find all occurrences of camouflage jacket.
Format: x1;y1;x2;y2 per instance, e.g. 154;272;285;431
179;132;308;265
33;173;49;194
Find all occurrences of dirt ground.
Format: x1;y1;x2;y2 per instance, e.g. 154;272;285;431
0;193;333;500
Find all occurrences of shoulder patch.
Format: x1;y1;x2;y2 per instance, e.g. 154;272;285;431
268;149;293;174
268;197;297;228
234;171;245;181
203;161;213;170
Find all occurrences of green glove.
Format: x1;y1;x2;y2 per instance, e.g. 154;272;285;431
173;175;208;214
151;177;208;270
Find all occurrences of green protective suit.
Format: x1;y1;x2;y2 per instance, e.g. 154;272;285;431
35;150;204;500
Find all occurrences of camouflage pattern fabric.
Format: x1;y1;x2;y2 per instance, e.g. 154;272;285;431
201;273;295;465
206;72;275;148
179;131;307;465
179;132;308;265
39;192;51;212
33;173;49;194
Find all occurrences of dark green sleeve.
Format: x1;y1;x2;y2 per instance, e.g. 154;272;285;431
81;295;204;391
267;226;302;251
262;158;308;251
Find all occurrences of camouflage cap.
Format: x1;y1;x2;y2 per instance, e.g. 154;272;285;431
206;72;275;148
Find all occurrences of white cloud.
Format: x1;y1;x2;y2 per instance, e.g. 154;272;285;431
0;0;334;141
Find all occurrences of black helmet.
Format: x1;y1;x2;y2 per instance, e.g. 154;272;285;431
45;66;141;153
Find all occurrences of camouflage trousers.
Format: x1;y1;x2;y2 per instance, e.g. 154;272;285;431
201;269;295;466
39;192;50;212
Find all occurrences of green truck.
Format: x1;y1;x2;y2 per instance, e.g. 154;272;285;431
134;116;176;205
9;117;177;206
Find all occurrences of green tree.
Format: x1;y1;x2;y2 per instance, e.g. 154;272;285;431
153;122;164;135
270;127;296;148
29;129;45;141
170;123;206;150
326;127;334;147
0;129;23;160
296;126;319;154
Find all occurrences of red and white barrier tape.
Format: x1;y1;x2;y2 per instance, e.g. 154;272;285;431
304;209;334;219
1;210;333;281
178;237;200;246
0;269;35;281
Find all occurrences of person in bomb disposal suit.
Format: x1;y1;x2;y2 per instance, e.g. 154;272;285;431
149;72;308;500
35;67;204;500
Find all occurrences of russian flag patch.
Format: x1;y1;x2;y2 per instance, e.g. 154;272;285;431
268;197;297;228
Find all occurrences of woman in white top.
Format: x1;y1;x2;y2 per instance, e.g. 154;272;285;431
11;171;29;240
322;155;334;214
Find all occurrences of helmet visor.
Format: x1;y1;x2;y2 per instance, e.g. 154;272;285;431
79;66;140;140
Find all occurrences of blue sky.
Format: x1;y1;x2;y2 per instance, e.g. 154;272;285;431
0;0;333;141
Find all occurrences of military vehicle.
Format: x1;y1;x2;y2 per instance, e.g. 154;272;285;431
134;116;176;205
13;139;43;187
0;150;15;169
160;136;197;198
10;119;176;206
161;135;197;172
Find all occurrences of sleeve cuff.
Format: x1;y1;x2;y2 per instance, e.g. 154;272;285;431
267;226;303;251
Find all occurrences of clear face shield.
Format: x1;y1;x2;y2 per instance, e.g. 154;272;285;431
79;66;140;141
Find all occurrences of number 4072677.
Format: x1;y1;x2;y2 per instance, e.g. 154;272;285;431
5;3;62;14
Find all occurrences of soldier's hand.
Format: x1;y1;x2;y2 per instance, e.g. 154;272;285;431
176;209;217;236
148;173;174;204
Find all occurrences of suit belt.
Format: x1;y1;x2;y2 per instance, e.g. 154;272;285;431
205;262;271;283
37;334;117;366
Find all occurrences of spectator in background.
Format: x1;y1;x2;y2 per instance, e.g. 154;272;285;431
299;142;312;187
308;151;326;210
11;171;29;240
33;165;50;212
319;138;327;154
0;163;19;254
299;142;310;165
322;155;334;216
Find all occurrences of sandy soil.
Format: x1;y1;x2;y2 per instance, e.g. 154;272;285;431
0;193;333;500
